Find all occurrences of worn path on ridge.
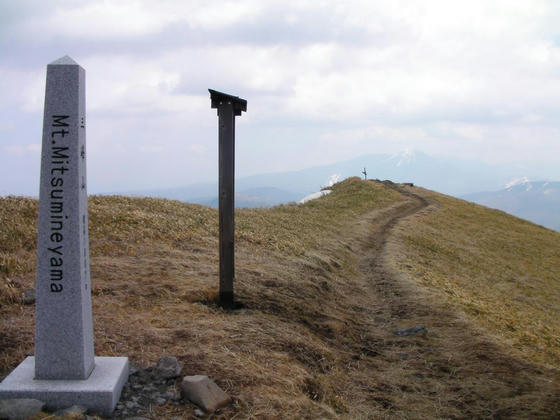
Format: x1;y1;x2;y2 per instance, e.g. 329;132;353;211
342;182;559;418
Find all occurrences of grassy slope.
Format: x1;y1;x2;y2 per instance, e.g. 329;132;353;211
389;187;560;369
1;179;559;419
1;178;404;418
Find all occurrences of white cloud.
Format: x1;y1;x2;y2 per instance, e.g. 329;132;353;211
83;54;184;114
139;145;164;153
4;144;41;156
21;1;171;39
0;67;45;113
2;0;560;194
13;0;266;41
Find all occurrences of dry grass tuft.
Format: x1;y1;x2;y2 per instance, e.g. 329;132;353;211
0;196;38;307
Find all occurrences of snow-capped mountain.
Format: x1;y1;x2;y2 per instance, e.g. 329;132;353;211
389;148;418;167
463;181;560;232
505;176;531;190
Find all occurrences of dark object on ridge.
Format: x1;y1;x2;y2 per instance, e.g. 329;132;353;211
156;356;182;379
393;326;428;337
22;288;36;305
209;89;247;311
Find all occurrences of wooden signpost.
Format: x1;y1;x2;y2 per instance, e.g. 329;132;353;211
209;89;247;310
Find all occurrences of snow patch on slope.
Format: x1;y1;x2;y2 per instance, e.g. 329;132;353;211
394;148;417;167
298;190;332;204
506;176;530;190
298;173;339;204
327;174;340;187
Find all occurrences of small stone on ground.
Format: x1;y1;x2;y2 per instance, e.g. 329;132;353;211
156;356;182;379
22;288;35;305
111;363;181;419
181;375;231;413
54;404;88;416
393;326;428;337
0;398;45;420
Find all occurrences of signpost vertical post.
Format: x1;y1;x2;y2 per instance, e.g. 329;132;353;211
209;89;247;310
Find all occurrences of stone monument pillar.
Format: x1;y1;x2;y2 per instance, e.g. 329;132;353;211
0;56;128;416
209;89;247;310
34;55;94;380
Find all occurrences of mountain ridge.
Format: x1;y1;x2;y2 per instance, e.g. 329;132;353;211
113;151;560;208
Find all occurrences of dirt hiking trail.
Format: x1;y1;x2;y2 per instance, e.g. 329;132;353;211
339;183;559;419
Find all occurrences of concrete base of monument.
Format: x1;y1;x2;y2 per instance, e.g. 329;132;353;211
0;356;129;416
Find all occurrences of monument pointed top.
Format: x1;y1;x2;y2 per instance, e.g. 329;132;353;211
49;55;79;65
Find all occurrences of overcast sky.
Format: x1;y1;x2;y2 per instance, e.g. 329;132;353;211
1;0;559;195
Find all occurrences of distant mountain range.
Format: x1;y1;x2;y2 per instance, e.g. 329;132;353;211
203;187;303;208
118;150;560;214
462;179;560;232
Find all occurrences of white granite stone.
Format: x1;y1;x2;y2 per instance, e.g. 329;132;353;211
0;357;129;416
0;56;128;416
35;55;94;380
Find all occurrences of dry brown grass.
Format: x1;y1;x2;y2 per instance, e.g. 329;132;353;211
388;186;560;370
1;179;559;419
